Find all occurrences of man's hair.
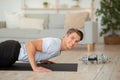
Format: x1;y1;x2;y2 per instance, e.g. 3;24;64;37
66;28;83;41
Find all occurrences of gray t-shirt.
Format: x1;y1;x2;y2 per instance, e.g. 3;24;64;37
18;37;61;62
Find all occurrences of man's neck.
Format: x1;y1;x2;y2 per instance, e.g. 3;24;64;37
60;38;67;51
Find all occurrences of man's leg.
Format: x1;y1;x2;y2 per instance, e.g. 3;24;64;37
0;40;21;67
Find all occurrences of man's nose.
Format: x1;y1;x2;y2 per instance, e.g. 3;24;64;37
72;40;76;45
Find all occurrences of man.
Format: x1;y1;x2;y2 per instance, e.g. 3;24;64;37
0;28;83;72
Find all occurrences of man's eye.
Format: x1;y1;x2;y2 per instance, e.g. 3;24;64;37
75;41;79;43
71;37;74;39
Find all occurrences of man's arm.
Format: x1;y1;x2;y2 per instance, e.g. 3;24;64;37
40;60;55;64
25;40;52;72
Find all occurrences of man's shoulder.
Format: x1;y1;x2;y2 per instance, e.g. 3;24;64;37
43;37;60;42
42;37;61;51
43;37;61;47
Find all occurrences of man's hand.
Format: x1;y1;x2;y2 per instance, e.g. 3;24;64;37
40;60;55;64
33;66;52;72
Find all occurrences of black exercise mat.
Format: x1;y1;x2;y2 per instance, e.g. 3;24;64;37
0;63;78;72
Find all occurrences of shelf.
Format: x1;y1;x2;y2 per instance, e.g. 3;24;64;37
22;8;58;10
22;8;91;11
22;0;93;20
22;0;92;11
22;0;94;21
58;8;91;10
21;0;94;20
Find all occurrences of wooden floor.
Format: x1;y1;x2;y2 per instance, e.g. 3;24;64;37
0;44;120;80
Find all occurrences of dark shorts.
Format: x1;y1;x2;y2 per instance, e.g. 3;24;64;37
0;40;21;67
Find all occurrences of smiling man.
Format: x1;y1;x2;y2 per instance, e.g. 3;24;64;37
0;28;83;72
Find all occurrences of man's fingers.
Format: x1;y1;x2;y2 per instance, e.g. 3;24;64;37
33;66;52;72
38;67;52;72
40;60;55;64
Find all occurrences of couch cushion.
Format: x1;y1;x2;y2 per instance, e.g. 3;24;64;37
20;17;44;30
48;14;65;29
24;14;49;29
0;29;67;41
40;29;67;38
0;21;6;28
0;28;41;39
4;12;22;28
64;12;89;29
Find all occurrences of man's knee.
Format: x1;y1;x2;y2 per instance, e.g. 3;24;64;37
0;40;21;67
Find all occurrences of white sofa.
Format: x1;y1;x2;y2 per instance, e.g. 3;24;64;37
0;14;98;51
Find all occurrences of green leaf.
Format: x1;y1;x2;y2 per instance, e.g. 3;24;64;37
95;0;120;36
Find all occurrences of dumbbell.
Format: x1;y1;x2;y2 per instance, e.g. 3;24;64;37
81;54;109;64
81;54;97;64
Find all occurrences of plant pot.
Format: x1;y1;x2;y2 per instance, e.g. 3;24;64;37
104;36;120;44
44;5;49;8
43;2;49;8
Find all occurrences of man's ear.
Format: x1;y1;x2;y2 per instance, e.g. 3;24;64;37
64;34;69;38
66;33;70;36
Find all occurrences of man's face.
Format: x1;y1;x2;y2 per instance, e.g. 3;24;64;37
64;32;81;49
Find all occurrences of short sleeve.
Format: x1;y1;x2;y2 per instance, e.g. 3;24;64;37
42;38;61;54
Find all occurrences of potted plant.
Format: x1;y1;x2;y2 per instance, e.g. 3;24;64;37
96;0;120;44
43;1;49;8
72;0;80;8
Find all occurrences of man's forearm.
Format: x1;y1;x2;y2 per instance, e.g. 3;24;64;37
27;51;37;70
25;42;37;70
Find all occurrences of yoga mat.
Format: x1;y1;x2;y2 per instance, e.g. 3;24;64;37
0;63;78;72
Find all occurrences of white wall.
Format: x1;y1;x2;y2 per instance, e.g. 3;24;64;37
0;0;21;20
0;0;103;43
0;0;93;20
94;0;103;43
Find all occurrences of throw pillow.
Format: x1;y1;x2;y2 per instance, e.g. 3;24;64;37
20;17;44;30
4;12;23;28
64;12;89;29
